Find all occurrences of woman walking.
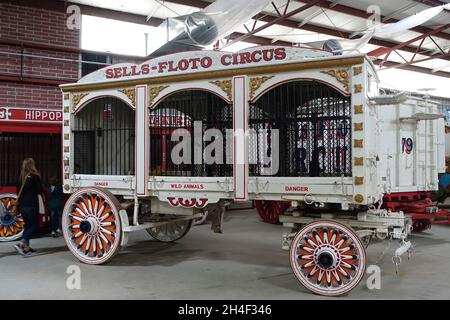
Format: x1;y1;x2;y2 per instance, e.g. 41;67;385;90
14;158;43;256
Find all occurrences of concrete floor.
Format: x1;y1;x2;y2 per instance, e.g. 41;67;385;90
1;208;450;300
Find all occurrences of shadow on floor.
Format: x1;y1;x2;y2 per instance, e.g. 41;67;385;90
0;245;68;259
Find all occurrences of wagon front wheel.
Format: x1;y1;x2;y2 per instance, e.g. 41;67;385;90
289;220;366;296
62;188;122;265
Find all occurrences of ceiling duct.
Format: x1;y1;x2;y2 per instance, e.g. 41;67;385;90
147;0;272;57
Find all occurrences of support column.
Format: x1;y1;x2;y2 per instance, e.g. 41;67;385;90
135;85;149;196
233;76;249;200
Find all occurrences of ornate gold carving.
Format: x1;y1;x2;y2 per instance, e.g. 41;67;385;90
320;69;350;92
353;66;363;76
64;93;70;100
149;85;169;105
64;107;69;113
354;123;363;131
64;184;70;191
354;139;363;148
354;84;362;93
64;146;70;153
354;105;363;114
354;177;364;185
64;134;69;140
249;76;274;98
119;88;136;107
64;174;70;180
209;80;232;100
72;93;88;110
354;157;364;166
354;194;364;203
64;120;69;126
64;160;69;166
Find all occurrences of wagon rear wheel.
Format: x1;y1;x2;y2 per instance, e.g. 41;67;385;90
289;220;366;296
147;218;192;242
62;187;122;265
0;194;25;242
412;219;431;233
254;200;290;224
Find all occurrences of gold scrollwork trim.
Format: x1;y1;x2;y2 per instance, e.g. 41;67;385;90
250;76;274;98
354;84;362;93
209;80;232;101
354;123;363;131
354;139;363;148
64;93;70;101
353;66;363;76
354;177;364;185
149;85;170;105
354;157;364;166
354;105;363;114
119;88;136;107
320;69;350;92
72;93;88;111
354;194;364;203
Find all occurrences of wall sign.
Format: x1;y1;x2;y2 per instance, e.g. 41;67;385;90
77;46;334;84
0;107;62;123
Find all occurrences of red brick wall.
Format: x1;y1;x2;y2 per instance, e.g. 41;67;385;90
0;2;80;110
0;82;61;109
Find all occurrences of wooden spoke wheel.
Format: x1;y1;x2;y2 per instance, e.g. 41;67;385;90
62;188;122;265
412;219;431;233
254;200;290;224
147;218;192;242
290;220;366;296
0;194;25;242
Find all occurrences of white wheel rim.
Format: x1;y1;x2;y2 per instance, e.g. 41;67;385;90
290;221;366;296
0;194;24;242
62;189;121;264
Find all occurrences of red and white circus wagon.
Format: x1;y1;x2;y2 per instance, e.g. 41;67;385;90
0;108;63;241
59;45;445;296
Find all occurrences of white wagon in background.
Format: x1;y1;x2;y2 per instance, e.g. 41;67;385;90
59;45;445;296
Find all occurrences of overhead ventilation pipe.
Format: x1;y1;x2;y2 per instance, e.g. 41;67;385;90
147;0;272;57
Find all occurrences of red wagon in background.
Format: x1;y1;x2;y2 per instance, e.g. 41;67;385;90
0;107;62;241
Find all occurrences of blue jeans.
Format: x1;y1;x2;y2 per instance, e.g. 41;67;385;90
20;206;38;245
50;208;62;233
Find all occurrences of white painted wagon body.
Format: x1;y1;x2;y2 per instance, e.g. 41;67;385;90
58;46;444;295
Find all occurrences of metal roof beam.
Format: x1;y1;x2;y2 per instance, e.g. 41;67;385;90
368;23;450;57
374;59;450;78
296;0;450;41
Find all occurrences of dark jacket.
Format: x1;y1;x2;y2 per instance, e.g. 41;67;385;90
16;174;43;210
48;185;63;210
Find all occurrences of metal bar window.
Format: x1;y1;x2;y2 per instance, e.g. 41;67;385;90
73;97;135;175
150;90;233;177
249;80;352;177
0;132;61;186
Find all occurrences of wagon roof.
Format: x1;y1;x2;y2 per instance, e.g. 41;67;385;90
60;46;370;92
